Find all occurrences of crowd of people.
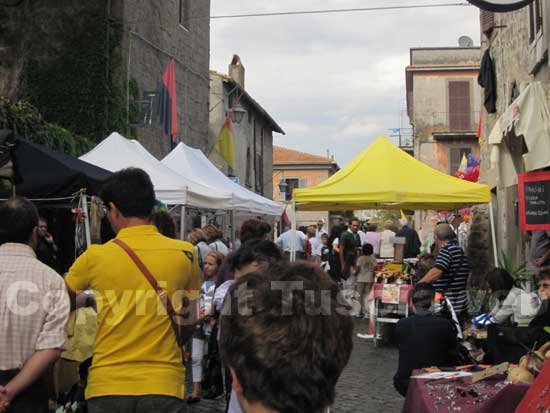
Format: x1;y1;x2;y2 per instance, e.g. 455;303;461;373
0;168;354;413
0;167;549;412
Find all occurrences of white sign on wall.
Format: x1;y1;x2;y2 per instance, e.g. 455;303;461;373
467;0;535;12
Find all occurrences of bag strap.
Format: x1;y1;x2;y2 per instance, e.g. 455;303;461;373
113;239;183;347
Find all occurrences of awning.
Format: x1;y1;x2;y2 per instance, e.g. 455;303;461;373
292;136;491;211
488;81;550;188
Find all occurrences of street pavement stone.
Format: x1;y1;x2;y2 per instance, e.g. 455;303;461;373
187;319;404;413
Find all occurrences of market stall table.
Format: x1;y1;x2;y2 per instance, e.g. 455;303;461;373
402;371;529;413
369;283;413;347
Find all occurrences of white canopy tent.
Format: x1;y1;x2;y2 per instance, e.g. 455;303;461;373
162;142;283;216
80;132;233;210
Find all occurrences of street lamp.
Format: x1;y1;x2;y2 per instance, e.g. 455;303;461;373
230;100;246;124
278;179;288;201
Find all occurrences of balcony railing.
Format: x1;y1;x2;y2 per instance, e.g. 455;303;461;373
415;111;480;134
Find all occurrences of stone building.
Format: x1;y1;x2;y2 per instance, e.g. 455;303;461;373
0;0;210;159
474;2;550;275
209;56;285;200
272;146;339;229
405;46;483;245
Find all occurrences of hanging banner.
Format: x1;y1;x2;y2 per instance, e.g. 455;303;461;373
518;170;550;231
467;0;535;12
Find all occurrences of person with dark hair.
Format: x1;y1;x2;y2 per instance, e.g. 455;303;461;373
64;168;201;412
339;218;361;281
187;228;210;271
365;223;381;257
327;225;344;283
420;223;471;322
0;197;70;412
238;219;271;244
212;240;284;413
393;283;458;397
151;210;177;239
355;243;377;318
530;271;550;327
203;224;229;256
487;268;540;326
35;217;59;271
220;263;353;413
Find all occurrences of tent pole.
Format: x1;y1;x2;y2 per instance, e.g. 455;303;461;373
488;201;498;267
180;205;186;241
81;191;92;249
290;202;297;262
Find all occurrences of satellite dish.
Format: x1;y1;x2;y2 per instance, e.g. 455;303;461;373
459;36;474;47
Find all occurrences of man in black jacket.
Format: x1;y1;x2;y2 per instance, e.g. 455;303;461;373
397;218;421;259
394;283;458;397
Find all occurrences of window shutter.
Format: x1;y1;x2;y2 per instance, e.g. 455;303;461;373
449;81;471;131
481;11;495;35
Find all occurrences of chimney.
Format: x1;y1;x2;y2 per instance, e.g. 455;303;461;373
229;54;245;89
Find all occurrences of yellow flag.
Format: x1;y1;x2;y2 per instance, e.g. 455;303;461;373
214;114;236;169
400;210;406;220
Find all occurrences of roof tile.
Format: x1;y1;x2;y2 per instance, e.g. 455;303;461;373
273;146;334;164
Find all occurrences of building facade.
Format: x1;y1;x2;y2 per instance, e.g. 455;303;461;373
209;56;284;199
272;146;339;229
0;0;210;159
406;47;482;175
474;2;550;275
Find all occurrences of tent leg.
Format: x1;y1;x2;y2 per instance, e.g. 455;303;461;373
488;201;498;267
180;206;186;241
290;202;297;262
81;192;92;250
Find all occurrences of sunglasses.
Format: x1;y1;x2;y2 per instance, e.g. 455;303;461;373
538;283;550;290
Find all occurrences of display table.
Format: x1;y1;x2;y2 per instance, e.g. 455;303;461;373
402;372;529;413
369;283;413;347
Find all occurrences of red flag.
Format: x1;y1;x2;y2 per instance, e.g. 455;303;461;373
159;58;178;142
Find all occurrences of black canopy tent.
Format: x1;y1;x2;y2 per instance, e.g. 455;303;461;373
1;139;111;199
0;138;112;273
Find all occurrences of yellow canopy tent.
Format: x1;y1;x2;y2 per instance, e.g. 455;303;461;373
292;135;491;211
289;136;496;264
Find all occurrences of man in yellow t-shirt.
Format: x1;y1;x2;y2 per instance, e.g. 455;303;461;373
65;168;200;413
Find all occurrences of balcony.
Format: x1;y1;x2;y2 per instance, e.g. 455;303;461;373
415;111;480;139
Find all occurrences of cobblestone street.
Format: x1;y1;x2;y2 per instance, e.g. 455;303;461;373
188;319;403;413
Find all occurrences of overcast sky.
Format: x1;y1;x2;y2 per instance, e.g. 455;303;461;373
210;0;480;166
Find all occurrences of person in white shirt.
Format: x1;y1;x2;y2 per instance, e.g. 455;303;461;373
380;220;396;259
315;219;328;240
487;268;540;326
275;227;308;260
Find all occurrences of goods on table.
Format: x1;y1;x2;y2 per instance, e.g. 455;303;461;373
507;341;550;384
374;262;414;284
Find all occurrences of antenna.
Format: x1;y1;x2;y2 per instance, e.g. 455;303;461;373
458;35;474;47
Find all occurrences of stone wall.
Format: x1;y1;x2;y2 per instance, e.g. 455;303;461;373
121;0;211;159
475;4;550;277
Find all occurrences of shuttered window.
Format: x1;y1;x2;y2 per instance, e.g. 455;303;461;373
529;0;543;44
448;81;471;131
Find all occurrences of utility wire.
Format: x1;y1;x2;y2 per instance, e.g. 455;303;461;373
206;3;471;20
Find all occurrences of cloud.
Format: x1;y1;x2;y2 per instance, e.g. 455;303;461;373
210;0;480;165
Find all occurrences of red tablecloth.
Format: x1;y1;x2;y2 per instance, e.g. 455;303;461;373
368;283;413;304
402;373;529;413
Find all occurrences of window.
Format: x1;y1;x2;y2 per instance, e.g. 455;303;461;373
282;178;307;200
448;81;471;131
179;0;190;30
529;0;543;44
449;147;471;175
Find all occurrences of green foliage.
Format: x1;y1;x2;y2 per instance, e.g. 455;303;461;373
498;250;532;289
22;9;126;143
0;98;94;156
